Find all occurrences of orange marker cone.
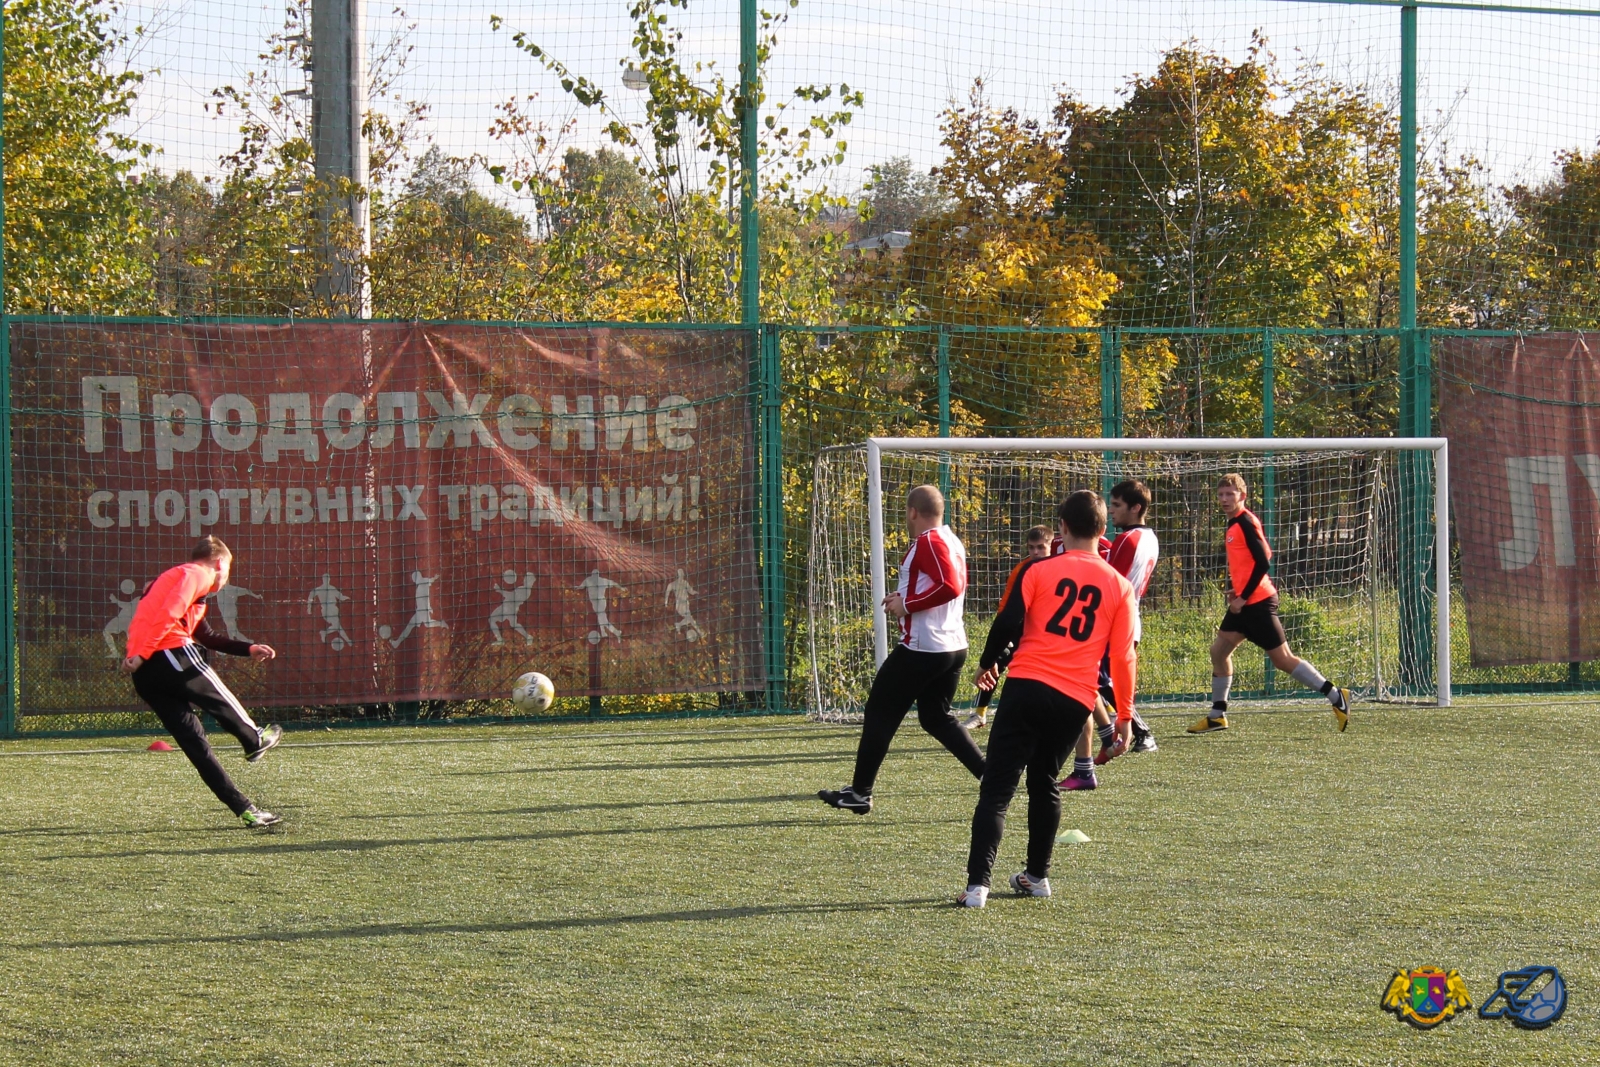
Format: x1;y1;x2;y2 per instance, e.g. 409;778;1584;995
147;740;173;752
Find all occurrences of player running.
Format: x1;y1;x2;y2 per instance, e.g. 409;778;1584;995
819;485;986;814
957;490;1138;907
1061;479;1160;790
1189;474;1351;734
120;536;286;828
963;524;1053;730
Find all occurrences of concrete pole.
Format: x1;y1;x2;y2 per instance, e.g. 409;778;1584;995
312;0;370;316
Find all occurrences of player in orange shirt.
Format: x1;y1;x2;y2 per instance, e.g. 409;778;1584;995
957;491;1138;907
961;524;1053;730
1188;473;1351;734
121;536;286;827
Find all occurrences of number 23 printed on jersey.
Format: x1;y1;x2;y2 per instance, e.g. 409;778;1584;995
1043;578;1101;641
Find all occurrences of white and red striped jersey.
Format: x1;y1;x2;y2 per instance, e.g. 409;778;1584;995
1050;535;1113;560
895;525;968;651
1107;524;1160;642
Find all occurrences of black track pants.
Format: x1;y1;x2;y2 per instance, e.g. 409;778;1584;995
966;677;1091;888
132;645;262;815
851;645;985;795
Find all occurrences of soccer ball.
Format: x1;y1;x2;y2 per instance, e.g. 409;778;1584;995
512;671;555;713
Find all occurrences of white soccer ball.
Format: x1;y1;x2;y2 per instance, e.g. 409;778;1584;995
512;671;555;713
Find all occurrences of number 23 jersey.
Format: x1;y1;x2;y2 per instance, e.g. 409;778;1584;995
981;549;1139;721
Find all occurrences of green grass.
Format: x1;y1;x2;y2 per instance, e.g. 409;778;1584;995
1;701;1596;1066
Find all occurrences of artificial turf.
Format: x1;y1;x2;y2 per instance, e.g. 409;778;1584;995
0;700;1595;1066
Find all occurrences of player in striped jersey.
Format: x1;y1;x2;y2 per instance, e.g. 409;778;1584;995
120;536;286;827
1061;480;1160;789
957;490;1139;907
962;524;1053;730
818;486;986;814
1188;473;1352;734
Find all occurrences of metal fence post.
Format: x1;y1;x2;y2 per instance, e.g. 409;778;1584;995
760;325;785;712
0;2;15;739
1100;327;1122;498
1397;5;1432;694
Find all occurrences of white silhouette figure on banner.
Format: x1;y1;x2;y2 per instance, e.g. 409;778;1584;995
306;575;353;651
104;579;141;657
665;568;702;642
578;569;623;643
212;584;262;642
387;571;448;648
488;570;537;647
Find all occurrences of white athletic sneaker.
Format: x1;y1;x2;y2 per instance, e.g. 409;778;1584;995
1008;871;1052;898
956;885;989;908
959;712;988;730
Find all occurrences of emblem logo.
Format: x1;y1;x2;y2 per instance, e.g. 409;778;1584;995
1480;965;1567;1029
1381;967;1473;1028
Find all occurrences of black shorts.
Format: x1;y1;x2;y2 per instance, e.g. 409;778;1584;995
1219;595;1288;651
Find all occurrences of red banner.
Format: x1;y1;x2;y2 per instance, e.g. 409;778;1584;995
12;322;763;712
1439;333;1600;667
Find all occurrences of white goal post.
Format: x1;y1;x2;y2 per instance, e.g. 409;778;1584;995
855;437;1450;707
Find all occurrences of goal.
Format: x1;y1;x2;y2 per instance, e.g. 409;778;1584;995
805;437;1450;723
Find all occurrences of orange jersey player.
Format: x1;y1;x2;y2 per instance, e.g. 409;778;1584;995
957;490;1138;907
121;536;286;828
963;524;1053;730
1189;473;1352;735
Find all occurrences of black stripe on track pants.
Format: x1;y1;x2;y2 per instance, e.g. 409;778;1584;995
132;645;263;816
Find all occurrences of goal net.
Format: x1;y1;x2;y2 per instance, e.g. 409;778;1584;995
805;438;1448;723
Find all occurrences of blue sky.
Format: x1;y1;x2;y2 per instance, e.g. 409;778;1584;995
119;0;1600;202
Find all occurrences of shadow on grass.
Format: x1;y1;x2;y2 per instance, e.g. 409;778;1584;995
42;815;871;862
444;752;856;775
445;745;946;776
19;897;951;951
339;793;818;821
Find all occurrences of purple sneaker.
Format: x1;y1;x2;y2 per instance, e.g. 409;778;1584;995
1058;770;1097;791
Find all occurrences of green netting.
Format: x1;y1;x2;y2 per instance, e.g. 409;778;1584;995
4;0;1600;733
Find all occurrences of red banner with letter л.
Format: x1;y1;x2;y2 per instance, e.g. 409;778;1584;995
1439;333;1600;667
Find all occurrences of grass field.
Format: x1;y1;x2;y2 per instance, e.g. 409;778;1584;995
1;700;1596;1066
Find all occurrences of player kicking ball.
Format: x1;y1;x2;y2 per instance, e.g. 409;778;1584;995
962;524;1053;730
957;491;1139;907
121;536;286;828
1188;474;1351;735
819;485;985;814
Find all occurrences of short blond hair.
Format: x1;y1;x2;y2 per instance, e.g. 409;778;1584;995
907;484;944;519
191;535;232;561
1217;473;1248;496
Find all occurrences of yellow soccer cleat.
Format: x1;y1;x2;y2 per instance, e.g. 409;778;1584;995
1186;713;1229;733
1331;687;1351;732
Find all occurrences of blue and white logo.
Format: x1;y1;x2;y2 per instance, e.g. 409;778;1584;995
1479;965;1567;1030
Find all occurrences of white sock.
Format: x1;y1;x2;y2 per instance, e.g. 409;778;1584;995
1211;675;1231;710
1290;661;1329;694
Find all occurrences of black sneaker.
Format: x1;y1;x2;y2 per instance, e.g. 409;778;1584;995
818;786;872;814
247;724;283;763
1130;723;1158;753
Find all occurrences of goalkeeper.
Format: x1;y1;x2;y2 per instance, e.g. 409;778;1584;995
957;490;1139;907
1188;474;1351;734
121;536;285;828
964;524;1054;730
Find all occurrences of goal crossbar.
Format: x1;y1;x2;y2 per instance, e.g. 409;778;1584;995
864;436;1451;706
